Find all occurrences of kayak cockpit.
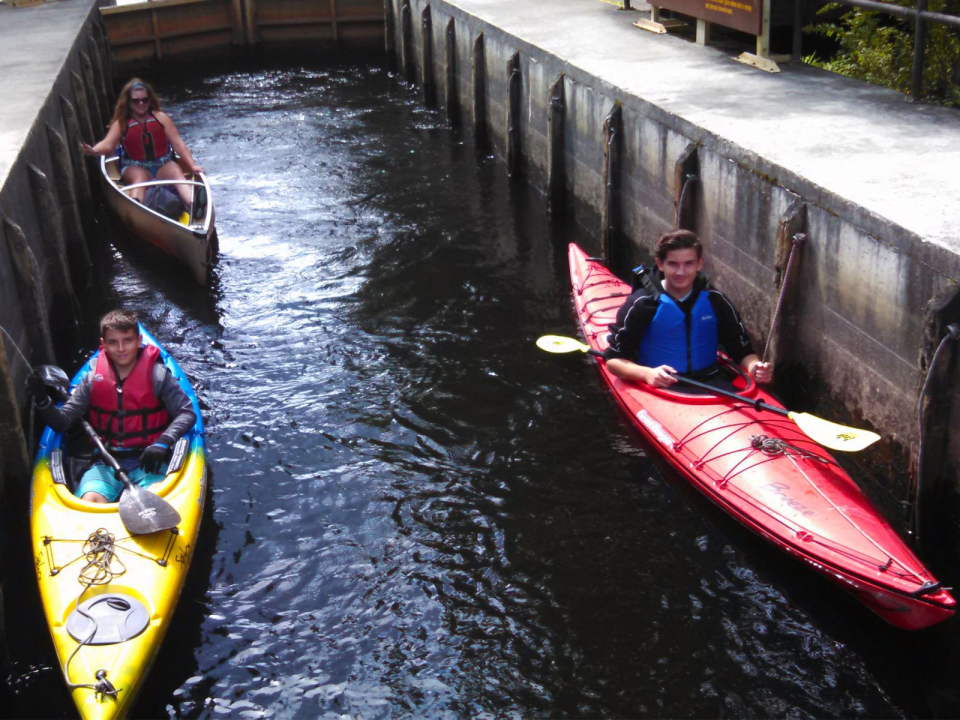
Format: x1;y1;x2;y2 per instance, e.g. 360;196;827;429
47;430;190;502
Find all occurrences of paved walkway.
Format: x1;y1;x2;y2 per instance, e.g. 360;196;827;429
0;0;98;190
448;0;960;252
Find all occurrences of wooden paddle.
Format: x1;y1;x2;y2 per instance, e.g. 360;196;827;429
536;335;880;452
37;366;182;535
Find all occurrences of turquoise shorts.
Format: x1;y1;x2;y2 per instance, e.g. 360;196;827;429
75;463;167;502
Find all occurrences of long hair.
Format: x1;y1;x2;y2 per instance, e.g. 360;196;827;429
110;78;162;127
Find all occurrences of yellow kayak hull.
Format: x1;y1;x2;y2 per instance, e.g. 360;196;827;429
30;443;206;720
30;327;206;720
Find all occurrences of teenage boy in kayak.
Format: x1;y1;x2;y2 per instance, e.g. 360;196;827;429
25;310;196;504
605;229;773;389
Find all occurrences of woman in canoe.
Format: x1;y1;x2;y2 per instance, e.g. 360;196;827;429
81;77;203;210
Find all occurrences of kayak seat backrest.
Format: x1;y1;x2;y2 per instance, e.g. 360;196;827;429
56;426;97;492
50;449;67;486
166;436;190;476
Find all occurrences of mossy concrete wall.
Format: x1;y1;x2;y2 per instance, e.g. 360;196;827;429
389;0;960;545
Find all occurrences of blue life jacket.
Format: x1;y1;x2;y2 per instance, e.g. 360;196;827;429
637;289;718;372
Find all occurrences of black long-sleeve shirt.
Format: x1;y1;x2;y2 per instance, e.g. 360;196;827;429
605;274;755;366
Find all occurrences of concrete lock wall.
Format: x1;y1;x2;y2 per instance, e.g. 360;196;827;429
388;0;960;539
0;0;117;672
0;0;115;500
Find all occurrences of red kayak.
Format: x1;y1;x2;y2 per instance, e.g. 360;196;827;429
567;243;954;630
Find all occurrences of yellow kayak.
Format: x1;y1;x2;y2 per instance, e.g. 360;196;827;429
30;327;206;720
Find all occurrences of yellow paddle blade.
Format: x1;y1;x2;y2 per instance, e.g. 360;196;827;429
788;412;881;452
536;335;591;354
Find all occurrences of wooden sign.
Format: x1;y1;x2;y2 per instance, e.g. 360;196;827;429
657;0;762;36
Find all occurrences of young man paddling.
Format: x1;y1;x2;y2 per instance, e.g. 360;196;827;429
25;310;196;504
605;229;773;389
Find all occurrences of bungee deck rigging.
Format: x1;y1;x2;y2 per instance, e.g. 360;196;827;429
31;326;206;720
565;243;955;629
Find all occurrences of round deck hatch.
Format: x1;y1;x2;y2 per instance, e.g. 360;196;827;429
66;593;149;645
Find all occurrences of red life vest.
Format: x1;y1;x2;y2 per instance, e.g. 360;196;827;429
88;344;170;449
121;115;171;163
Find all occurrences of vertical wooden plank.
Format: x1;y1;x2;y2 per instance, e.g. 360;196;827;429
70;71;95;144
766;203;807;369
547;73;565;216
421;6;435;107
756;0;771;57
472;32;487;152
59;96;95;209
244;0;258;46
27;164;80;331
3;218;56;366
384;0;397;71
673;143;699;230
230;0;246;45
444;18;458;124
329;0;339;47
600;103;622;264
400;1;414;84
87;34;112;124
80;52;105;137
914;288;960;549
45;123;93;291
151;8;163;60
0;335;31;485
92;20;117;91
506;52;521;177
59;95;108;272
696;19;711;45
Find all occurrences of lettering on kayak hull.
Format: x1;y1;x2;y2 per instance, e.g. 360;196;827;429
637;410;675;448
759;481;816;517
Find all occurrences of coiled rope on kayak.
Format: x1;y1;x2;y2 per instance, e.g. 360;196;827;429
62;528;126;702
750;434;829;462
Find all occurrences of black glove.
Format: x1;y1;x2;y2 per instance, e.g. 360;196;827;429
139;442;171;474
25;370;48;404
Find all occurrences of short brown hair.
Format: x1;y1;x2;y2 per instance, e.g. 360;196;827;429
654;229;702;261
99;309;139;338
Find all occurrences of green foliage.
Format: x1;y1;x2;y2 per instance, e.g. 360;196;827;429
804;1;960;106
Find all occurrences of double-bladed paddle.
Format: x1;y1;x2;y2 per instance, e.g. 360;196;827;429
37;365;182;535
536;335;880;452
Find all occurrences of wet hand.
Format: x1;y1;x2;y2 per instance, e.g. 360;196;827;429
751;361;773;384
139;443;170;474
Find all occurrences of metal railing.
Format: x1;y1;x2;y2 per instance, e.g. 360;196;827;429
622;0;959;101
791;0;960;101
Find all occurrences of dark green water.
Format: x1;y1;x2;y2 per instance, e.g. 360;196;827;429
5;59;960;718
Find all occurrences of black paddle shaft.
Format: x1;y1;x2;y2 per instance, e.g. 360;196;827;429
80;422;138;490
36;363;181;534
588;348;789;418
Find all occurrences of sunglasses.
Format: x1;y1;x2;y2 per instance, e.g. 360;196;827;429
131;97;150;105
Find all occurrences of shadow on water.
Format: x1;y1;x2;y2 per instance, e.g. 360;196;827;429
5;57;960;719
134;476;220;719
